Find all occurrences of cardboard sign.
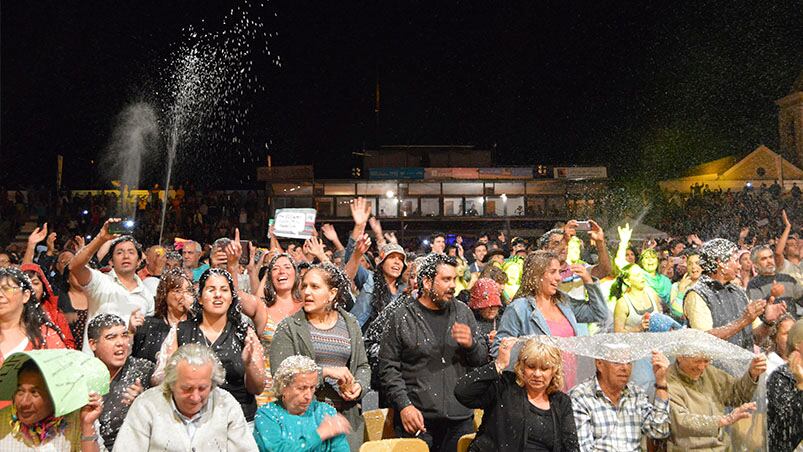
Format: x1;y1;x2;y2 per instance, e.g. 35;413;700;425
0;350;110;417
273;208;317;239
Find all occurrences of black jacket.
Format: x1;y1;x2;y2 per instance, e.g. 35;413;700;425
455;362;579;452
767;364;803;452
378;298;489;420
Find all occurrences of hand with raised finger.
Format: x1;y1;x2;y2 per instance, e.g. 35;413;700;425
617;223;632;243
770;282;785;298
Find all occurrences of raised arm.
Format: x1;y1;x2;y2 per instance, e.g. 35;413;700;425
69;219;121;286
614;223;633;271
775;210;791;270
23;224;49;265
588;220;612;279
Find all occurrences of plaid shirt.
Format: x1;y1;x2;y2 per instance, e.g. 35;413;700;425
569;376;670;452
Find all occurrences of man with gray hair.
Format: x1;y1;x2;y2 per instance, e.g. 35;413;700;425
684;238;786;350
113;343;257;451
747;244;803;319
181;240;209;282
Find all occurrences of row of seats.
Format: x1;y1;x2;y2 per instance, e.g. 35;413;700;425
360;409;483;452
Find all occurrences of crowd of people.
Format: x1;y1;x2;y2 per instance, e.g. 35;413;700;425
0;190;802;452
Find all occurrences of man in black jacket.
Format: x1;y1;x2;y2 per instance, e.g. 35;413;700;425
379;253;489;452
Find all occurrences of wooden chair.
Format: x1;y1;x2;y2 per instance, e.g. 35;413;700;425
457;433;476;452
473;409;483;432
363;408;396;442
359;438;429;452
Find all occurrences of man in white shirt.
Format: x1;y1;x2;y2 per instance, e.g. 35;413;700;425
69;218;155;352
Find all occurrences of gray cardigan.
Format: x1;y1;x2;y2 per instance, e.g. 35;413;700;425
270;306;371;391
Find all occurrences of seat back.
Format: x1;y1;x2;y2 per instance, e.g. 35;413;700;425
359;438;429;452
457;433;476;452
363;408;396;442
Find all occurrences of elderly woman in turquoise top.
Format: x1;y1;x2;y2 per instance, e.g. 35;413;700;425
254;355;350;452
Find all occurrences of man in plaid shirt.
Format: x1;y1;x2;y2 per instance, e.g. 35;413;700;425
570;350;671;451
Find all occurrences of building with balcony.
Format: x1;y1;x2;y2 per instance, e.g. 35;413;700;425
257;146;608;239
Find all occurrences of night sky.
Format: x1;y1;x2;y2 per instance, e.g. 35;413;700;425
1;1;801;189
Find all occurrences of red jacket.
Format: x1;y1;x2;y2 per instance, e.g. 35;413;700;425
20;263;76;349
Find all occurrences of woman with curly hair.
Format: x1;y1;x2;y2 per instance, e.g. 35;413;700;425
131;268;194;363
251;253;304;406
270;262;368;451
0;267;67;410
494;250;607;388
163;268;265;424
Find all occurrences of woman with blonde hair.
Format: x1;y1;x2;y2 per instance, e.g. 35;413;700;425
493;250;608;388
456;337;578;451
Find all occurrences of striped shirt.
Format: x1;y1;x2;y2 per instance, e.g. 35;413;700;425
570;376;670;452
310;315;352;393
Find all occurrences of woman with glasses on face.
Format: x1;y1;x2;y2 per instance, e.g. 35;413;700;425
131;268;195;364
0;268;67;409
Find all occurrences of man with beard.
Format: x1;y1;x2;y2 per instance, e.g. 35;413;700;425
684;238;786;350
379;253;488;452
747;245;803;319
70;219;155;352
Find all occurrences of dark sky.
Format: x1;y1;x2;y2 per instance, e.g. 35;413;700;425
1;1;801;189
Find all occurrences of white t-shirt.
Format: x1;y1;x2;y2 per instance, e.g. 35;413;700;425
81;268;155;353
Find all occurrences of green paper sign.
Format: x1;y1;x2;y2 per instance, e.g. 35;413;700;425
0;350;110;417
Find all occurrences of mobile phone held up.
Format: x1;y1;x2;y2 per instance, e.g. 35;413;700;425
109;219;136;235
575;220;591;231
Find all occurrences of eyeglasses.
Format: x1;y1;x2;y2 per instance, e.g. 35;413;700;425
170;289;195;296
0;285;22;297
